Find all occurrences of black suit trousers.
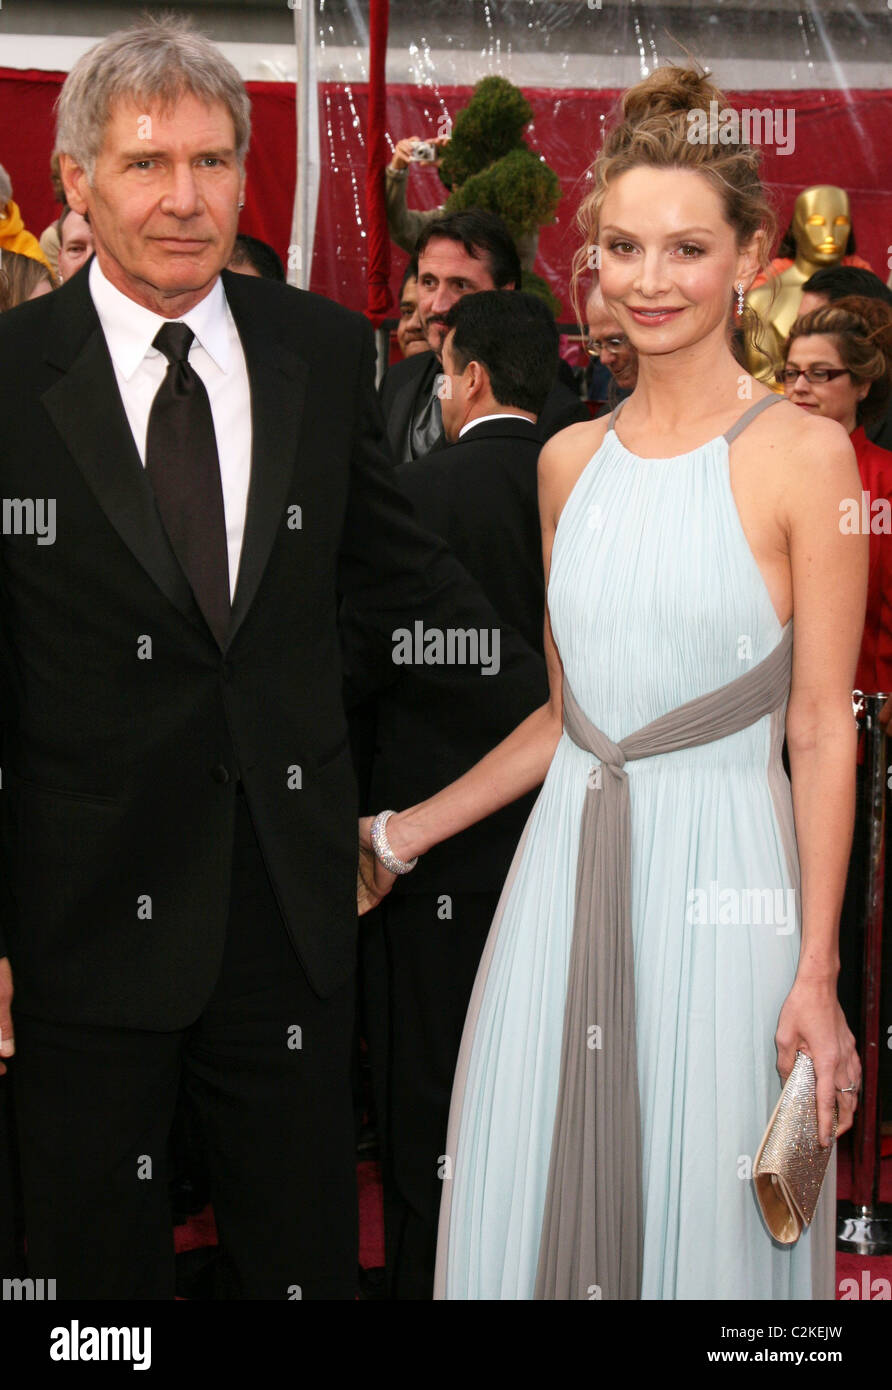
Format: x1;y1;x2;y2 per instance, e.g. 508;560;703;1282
13;792;357;1300
361;888;500;1300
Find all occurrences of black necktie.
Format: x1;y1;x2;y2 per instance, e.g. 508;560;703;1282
145;322;230;647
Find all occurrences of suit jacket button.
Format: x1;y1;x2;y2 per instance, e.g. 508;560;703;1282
210;764;230;784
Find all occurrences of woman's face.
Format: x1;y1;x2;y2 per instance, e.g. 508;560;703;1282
597;166;753;362
782;333;866;434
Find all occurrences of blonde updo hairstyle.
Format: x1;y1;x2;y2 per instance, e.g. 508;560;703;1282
785;295;892;427
571;64;778;356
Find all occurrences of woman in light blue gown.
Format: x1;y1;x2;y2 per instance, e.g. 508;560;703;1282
359;63;864;1300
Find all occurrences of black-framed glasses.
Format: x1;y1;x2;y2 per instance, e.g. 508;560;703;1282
585;335;628;358
776;366;851;385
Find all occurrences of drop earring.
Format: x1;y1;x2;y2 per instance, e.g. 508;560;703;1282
736;282;745;316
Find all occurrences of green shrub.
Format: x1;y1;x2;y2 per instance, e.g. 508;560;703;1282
437;76;533;189
445;146;561;242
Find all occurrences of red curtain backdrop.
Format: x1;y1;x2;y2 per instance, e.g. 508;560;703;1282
1;67;889;322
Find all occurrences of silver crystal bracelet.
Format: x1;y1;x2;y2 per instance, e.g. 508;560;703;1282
370;809;418;874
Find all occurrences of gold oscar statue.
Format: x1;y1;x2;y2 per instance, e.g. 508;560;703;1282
744;185;852;384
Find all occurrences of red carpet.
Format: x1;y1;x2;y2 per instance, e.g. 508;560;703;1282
174;1144;892;1297
172;1159;385;1267
357;1159;385;1271
836;1136;892;1203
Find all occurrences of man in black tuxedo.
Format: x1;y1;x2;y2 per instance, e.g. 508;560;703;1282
379;209;587;463
352;291;554;1297
0;17;542;1301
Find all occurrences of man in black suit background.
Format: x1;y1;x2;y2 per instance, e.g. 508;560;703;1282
353;291;555;1298
0;15;543;1301
379;209;587;463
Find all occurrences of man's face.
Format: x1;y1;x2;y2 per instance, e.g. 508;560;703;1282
796;289;830;319
57;209;94;282
417;237;500;356
61;92;245;316
396;274;428;357
585;291;638;390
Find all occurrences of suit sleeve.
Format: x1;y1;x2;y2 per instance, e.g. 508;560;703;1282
393;458;449;538
338;320;543;710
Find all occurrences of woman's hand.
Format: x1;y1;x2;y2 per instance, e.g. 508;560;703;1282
0;957;13;1077
775;977;860;1146
357;816;398;915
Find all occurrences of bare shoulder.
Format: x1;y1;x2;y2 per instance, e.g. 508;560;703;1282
752;397;859;508
538;415;611;529
754;396;854;467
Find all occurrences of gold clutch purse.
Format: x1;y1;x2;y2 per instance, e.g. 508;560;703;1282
753;1050;837;1245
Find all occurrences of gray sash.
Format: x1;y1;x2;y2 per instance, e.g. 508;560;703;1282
534;620;794;1299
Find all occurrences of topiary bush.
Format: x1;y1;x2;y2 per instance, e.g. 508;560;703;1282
437;76;533;190
445;145;561;243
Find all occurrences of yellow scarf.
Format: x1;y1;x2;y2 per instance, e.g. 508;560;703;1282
0;200;52;270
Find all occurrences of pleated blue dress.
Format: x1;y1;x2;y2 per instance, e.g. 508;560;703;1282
434;398;837;1300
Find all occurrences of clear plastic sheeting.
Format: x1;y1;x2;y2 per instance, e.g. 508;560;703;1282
308;0;891;323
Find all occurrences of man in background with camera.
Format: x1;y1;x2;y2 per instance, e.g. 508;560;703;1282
385;133;451;257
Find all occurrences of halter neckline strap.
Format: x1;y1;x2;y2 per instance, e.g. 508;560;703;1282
607;392;784;451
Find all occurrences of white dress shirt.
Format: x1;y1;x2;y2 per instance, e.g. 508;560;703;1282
88;256;252;600
458;412;536;439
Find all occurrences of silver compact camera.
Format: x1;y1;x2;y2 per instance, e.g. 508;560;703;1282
410;140;438;162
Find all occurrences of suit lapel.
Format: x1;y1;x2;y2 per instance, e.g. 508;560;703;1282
40;265;309;653
41;269;198;629
222;270;308;648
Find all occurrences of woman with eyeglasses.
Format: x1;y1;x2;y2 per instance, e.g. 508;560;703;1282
781;296;892;1134
584;282;639;414
781;295;892;720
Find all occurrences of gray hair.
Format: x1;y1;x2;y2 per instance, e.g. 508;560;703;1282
0;164;12;207
55;14;251;182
